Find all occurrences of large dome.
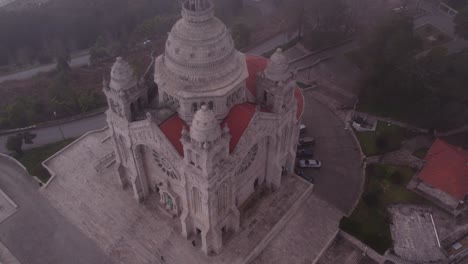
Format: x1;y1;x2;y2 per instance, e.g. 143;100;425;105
156;0;247;92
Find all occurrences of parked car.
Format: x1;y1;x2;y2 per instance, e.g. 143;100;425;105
297;159;322;168
297;147;314;157
299;137;315;146
299;124;306;134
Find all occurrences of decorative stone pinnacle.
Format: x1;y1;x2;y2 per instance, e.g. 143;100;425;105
187;0;210;11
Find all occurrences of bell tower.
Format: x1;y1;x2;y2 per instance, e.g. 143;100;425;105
256;48;296;114
179;105;239;254
103;57;150;201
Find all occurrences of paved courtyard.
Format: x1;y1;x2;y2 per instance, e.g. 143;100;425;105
316;233;378;264
0;189;16;224
250;194;342;264
389;205;446;263
41;123;347;264
0;155;112;264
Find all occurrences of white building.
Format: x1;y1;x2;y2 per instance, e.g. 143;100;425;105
102;0;304;255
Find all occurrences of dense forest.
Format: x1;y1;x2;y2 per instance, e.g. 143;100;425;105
359;14;468;131
0;0;244;70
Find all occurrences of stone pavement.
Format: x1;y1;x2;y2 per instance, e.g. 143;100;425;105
0;241;21;264
0;154;112;264
250;193;342;264
42;129;349;264
0;190;16;224
366;150;424;170
316;233;379;264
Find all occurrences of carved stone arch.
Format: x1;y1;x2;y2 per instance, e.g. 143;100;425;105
216;183;229;215
158;181;180;216
235;143;259;176
191;187;202;215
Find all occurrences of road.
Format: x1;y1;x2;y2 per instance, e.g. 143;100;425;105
0;155;113;264
298;92;363;214
0;53;90;84
0;114;107;153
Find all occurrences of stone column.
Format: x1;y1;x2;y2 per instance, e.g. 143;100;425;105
132;145;149;202
265;135;282;190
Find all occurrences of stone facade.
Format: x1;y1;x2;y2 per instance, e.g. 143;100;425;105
102;0;303;255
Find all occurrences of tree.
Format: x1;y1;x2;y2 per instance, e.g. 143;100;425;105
6;135;23;157
231;23;251;49
454;7;468;39
56;49;71;73
300;0;355;50
90;36;110;64
18;132;37;145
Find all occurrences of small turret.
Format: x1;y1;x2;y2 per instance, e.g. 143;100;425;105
181;105;230;177
109;57;137;91
104;57;147;122
265;48;291;82
256;49;296;114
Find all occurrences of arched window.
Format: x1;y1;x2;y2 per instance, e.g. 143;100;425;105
192;102;198;113
208;101;214;110
235;144;258;175
191;187;202;214
217;184;229;214
187;149;194;165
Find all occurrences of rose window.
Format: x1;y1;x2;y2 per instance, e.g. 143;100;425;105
152;150;178;180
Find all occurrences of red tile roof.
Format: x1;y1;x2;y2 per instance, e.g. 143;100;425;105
159;114;187;156
159;55;305;157
419;139;468;200
222;103;257;153
245;54;268;97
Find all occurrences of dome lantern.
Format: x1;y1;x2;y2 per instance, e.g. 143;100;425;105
190;105;222;144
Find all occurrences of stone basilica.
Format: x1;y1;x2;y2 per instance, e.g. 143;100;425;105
102;0;304;255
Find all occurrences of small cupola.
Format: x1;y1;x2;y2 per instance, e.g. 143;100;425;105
109;57;137;91
190;105;222;144
265;48;291;82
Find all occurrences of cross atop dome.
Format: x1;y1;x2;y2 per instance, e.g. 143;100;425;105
187;0;211;12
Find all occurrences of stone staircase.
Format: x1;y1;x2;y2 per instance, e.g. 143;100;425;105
239;176;308;233
93;151;116;173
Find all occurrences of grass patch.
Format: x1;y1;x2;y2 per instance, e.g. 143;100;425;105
17;139;75;183
354;121;415;156
340;164;429;254
412;148;429;159
415;23;454;51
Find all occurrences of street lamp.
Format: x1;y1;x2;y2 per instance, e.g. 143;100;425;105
54;111;65;141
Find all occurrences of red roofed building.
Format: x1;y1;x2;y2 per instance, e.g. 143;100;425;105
415;139;468;216
100;0;305;254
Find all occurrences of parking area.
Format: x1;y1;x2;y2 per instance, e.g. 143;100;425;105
295;89;363;214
